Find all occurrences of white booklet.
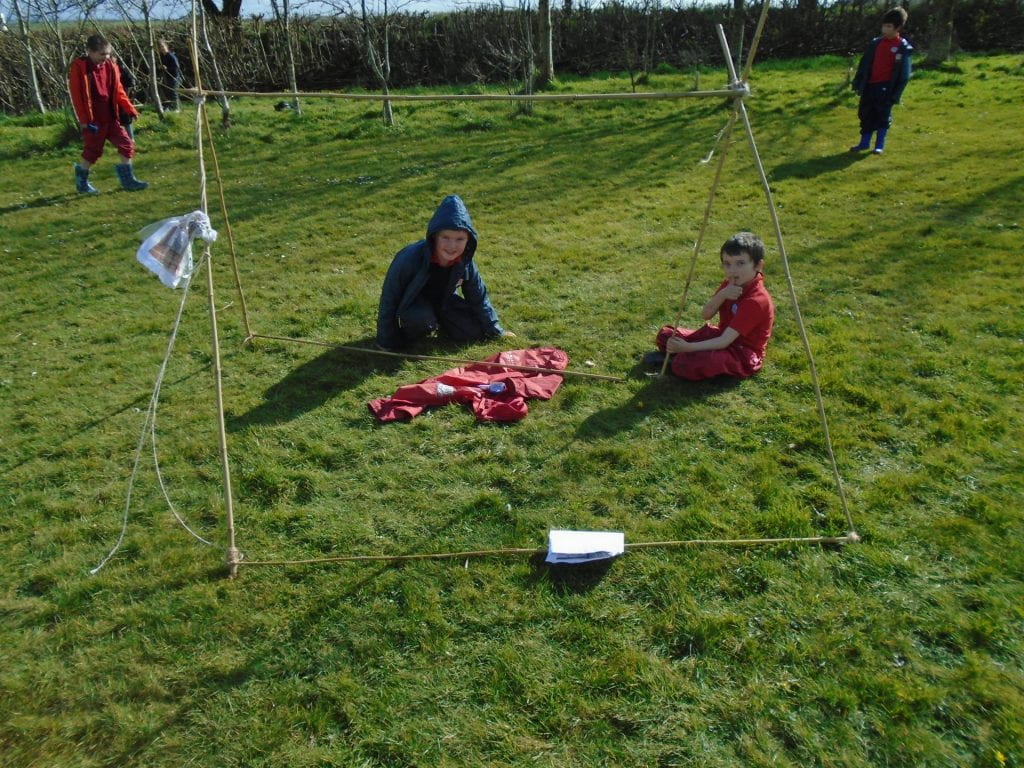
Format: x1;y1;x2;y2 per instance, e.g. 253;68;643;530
546;529;625;564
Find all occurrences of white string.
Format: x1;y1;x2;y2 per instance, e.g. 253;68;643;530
699;117;732;165
150;355;215;546
89;253;211;575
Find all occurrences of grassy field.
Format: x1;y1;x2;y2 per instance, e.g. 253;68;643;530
1;54;1022;767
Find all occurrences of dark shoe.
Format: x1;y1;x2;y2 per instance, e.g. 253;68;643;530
849;143;870;152
74;163;99;194
642;350;666;367
872;148;884;155
115;163;148;191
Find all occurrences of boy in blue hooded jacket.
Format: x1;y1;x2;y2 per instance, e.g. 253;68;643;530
376;195;512;350
850;7;913;154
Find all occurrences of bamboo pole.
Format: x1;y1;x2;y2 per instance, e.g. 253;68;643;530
233;533;860;569
191;0;241;577
249;333;625;382
186;87;740;102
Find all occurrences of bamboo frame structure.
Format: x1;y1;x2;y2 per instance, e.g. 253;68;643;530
122;0;858;576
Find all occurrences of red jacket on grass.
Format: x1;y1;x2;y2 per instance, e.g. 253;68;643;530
369;348;568;422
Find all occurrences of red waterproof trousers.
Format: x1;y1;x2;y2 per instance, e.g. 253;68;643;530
656;325;763;381
369;347;568;422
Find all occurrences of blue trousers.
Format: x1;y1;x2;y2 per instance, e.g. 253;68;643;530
397;294;488;344
858;82;894;134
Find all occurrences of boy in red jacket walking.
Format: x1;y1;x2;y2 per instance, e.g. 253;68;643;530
68;34;148;194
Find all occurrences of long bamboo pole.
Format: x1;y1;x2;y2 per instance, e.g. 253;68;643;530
186;88;739;102
249;333;625;382
233;534;859;569
191;0;241;577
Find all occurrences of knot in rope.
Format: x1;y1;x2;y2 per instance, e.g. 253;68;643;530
728;80;751;98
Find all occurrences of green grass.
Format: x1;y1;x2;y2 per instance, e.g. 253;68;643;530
1;55;1022;767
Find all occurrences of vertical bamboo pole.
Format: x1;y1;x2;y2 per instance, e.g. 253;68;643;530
191;0;241;577
657;28;744;378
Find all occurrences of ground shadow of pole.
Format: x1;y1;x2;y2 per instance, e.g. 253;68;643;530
227;338;403;430
770;150;867;182
574;364;742;440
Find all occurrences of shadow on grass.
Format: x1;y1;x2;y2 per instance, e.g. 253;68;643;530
575;364;742;439
0;367;206;476
0;193;76;216
228;338;402;429
770;150;867;182
526;551;616;595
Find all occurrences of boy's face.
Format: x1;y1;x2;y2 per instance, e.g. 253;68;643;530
88;45;112;64
881;22;900;39
433;229;469;266
721;250;760;287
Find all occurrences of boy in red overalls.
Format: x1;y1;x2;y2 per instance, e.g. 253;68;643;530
648;232;774;381
68;34;148;194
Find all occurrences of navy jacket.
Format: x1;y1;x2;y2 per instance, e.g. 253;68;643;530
853;35;913;104
376;195;503;349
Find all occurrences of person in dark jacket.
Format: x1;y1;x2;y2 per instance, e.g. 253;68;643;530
158;39;181;111
850;7;913;154
115;55;137;140
376;195;513;350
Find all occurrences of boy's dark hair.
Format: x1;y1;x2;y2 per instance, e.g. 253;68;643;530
882;7;908;28
721;232;765;265
86;34;110;52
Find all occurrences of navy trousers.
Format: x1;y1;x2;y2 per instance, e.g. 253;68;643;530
397;294;488;344
858;82;895;134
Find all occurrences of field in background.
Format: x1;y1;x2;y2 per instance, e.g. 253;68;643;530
1;56;1022;767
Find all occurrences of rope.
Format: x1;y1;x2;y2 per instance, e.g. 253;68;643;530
234;533;860;568
189;87;739;103
149;300;216;547
90;254;209;574
250;333;626;382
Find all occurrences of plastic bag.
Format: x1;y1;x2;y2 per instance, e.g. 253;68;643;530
136;211;218;289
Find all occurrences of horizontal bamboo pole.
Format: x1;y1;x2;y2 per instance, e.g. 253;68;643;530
249;333;625;382
189;87;741;103
235;533;860;568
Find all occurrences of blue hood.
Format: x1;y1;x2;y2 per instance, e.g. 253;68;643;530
426;195;478;262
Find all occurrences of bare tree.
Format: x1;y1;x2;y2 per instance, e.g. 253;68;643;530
537;0;553;85
268;0;300;113
732;0;744;73
926;0;957;64
201;0;241;17
9;0;46;112
358;0;395;126
109;0;167;119
481;0;534;113
198;0;233;125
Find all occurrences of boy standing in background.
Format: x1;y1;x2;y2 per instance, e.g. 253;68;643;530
851;7;913;155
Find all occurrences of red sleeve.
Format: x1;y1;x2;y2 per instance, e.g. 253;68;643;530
68;59;91;124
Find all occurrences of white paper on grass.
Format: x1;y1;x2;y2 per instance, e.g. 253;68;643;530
546;529;625;564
